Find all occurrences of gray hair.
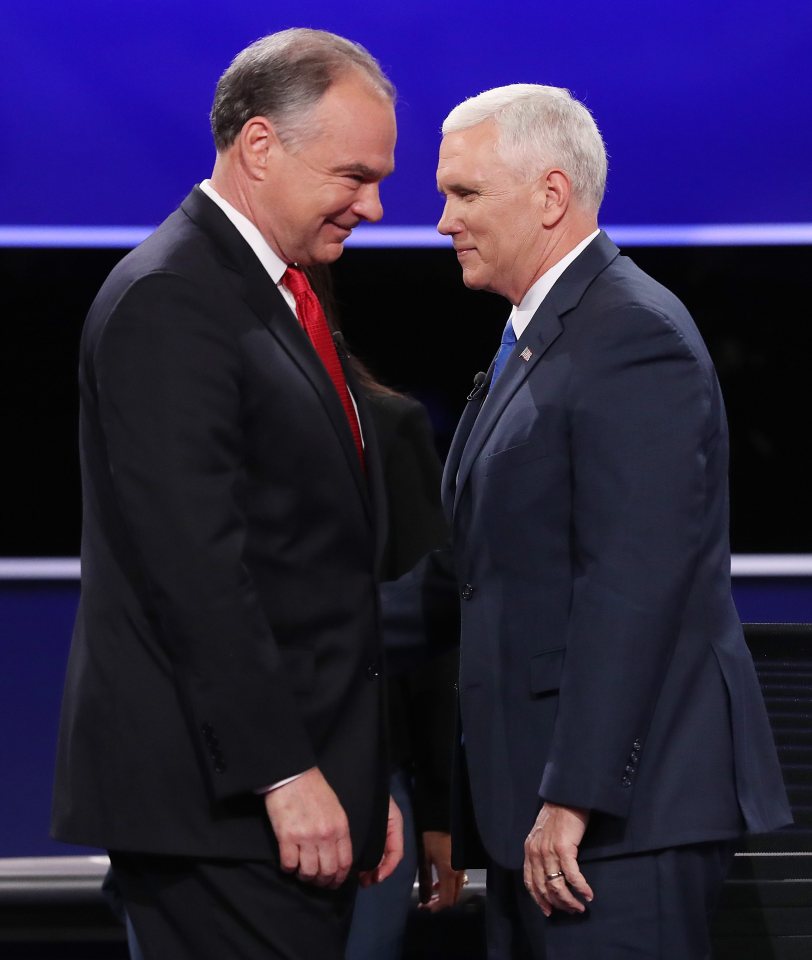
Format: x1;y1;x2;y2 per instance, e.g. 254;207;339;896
442;84;607;211
211;28;396;152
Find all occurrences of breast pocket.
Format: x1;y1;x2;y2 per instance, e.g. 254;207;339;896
484;441;552;477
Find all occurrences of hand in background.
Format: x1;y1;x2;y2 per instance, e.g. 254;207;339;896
417;830;466;912
264;767;352;889
359;795;404;887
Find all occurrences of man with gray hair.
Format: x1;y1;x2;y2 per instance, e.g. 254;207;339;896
52;28;401;958
435;84;790;957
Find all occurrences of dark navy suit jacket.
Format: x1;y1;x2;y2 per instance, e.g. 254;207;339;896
52;187;390;868
441;231;791;869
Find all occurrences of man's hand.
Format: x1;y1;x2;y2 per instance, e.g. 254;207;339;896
358;795;404;888
523;802;593;916
263;767;352;889
417;830;467;912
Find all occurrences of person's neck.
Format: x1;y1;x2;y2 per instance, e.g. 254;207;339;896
514;215;597;304
209;162;253;222
208;162;288;262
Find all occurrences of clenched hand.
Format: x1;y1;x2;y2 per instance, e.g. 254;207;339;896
264;767;352;889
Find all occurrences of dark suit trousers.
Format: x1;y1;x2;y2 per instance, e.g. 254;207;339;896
109;851;357;960
486;841;732;960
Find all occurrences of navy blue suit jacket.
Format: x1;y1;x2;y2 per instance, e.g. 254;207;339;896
442;231;791;869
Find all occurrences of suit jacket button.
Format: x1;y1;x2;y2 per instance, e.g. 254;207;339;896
367;664;381;680
621;776;632;787
461;584;475;600
633;739;642;751
625;764;634;774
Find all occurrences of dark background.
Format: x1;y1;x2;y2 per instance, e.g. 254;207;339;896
3;242;810;557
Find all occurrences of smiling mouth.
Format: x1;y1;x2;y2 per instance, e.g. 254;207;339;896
328;220;358;236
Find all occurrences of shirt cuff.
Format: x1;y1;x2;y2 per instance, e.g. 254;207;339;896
254;769;309;795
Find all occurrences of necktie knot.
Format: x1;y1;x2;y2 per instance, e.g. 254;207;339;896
282;265;309;300
500;321;518;348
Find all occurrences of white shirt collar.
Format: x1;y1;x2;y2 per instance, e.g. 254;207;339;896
198;179;289;286
510;229;601;339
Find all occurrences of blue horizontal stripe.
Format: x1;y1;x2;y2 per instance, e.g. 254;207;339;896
3;555;812;580
2;223;812;249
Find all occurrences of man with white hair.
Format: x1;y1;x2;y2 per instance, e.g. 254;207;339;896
435;84;790;958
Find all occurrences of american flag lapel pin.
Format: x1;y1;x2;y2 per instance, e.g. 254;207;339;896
520;346;533;362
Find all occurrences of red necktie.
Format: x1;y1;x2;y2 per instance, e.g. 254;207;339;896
282;266;365;470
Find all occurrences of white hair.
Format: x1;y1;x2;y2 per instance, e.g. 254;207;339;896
442;84;608;211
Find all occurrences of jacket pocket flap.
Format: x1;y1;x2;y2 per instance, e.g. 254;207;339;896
484;441;551;476
530;648;565;694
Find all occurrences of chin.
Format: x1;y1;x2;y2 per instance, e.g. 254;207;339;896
460;268;486;291
309;242;345;265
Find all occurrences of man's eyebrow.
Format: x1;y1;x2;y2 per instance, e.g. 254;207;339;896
335;162;383;180
438;181;476;195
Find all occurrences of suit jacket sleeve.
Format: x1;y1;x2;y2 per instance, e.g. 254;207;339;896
539;304;714;818
93;271;317;800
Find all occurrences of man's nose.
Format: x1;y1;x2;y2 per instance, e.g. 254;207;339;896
353;183;384;223
437;198;457;235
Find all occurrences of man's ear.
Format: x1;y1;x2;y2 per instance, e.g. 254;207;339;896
537;169;571;227
237;116;282;181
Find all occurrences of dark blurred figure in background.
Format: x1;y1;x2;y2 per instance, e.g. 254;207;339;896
313;265;467;960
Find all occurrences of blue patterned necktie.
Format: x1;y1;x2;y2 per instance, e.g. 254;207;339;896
490;316;517;388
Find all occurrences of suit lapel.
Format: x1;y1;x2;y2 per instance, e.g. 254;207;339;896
180;188;371;517
451;231;621;515
441;366;492;518
241;259;372;512
453;310;563;513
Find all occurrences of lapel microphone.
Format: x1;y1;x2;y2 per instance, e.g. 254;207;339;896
332;330;350;360
467;371;488;401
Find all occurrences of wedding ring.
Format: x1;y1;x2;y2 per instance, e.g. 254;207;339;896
545;870;565;881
